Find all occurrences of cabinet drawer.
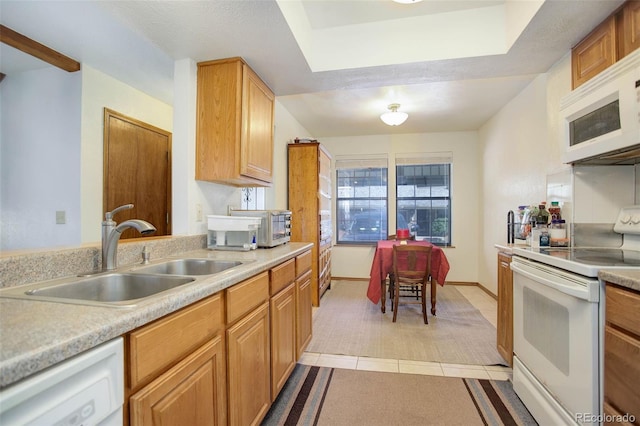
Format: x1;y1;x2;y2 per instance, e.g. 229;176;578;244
296;250;312;277
128;293;224;390
604;325;640;422
270;259;295;296
606;284;640;337
226;272;269;324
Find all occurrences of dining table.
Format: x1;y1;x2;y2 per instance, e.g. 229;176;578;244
366;240;451;315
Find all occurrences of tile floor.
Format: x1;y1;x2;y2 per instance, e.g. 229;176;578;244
299;284;512;382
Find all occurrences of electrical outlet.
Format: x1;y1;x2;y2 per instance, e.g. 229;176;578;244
56;210;66;224
196;204;203;222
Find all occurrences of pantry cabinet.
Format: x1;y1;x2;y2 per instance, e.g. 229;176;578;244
497;252;513;367
572;1;640;88
603;282;640;424
125;293;226;426
288;142;333;306
196;57;274;186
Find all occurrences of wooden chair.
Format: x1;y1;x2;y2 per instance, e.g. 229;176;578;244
391;244;432;324
387;234;416;304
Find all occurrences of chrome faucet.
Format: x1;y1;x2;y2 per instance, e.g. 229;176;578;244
102;204;156;271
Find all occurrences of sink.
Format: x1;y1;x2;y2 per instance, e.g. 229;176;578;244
0;273;195;308
134;259;243;276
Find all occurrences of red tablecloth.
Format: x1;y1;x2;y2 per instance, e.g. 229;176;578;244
366;240;450;304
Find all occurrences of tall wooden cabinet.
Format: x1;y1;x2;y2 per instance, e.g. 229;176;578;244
497;252;513;367
288;142;332;306
196;57;274;186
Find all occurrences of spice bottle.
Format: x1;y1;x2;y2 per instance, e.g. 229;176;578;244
549;201;562;220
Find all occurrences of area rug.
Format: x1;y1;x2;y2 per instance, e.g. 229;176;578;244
306;281;506;366
262;364;537;426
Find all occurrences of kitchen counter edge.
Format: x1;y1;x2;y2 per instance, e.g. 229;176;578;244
0;242;313;389
599;269;640;292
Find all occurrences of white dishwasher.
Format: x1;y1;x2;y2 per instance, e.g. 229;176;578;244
0;337;124;426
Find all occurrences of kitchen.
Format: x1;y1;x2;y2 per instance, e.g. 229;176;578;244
1;0;639;425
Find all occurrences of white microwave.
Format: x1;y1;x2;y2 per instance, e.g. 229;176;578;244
560;49;640;164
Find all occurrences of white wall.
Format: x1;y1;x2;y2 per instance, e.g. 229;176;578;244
80;65;174;244
0;67;81;250
321;132;481;283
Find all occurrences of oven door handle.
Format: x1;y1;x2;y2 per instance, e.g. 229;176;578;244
511;261;595;302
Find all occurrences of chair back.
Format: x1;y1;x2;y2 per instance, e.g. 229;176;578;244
392;244;432;285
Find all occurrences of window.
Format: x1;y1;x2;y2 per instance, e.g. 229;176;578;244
336;156;388;244
396;153;452;246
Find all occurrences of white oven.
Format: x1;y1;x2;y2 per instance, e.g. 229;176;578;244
511;206;640;425
511;256;601;425
560;49;639;164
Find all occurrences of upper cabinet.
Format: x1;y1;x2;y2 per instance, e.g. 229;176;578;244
196;57;274;186
572;1;640;89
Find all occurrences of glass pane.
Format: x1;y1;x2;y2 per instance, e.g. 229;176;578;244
336;167;388;243
396;164;451;245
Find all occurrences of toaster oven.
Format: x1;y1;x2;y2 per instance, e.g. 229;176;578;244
229;210;291;247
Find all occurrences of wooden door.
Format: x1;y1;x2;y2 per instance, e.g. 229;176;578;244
226;302;271;426
129;336;227;426
104;108;171;238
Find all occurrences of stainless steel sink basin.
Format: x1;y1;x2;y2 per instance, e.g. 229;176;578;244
134;259;243;276
0;273;195;308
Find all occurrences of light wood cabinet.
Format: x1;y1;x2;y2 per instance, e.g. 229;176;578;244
226;271;271;426
196;57;274;186
619;0;640;58
226;302;271;426
125;293;226;425
572;16;617;89
604;282;640;424
129;337;226;426
296;250;313;358
497;252;513;367
288;142;332;306
572;1;640;88
123;254;311;426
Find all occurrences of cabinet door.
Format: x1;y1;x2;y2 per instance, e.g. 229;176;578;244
227;302;271;426
296;270;313;358
620;1;640;58
240;64;274;183
130;336;226;426
572;16;617;88
270;283;297;399
497;253;513;367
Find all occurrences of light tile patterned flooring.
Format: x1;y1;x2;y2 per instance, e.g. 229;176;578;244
299;284;513;382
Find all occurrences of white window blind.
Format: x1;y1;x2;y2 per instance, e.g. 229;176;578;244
395;151;452;166
335;154;388;170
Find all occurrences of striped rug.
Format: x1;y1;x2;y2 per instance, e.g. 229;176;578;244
262;364;537;426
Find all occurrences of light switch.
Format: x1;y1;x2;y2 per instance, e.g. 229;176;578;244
196;204;203;222
56;210;66;224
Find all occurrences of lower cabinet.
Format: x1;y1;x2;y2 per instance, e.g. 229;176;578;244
130;336;226;426
604;282;640;424
497;252;513;367
227;302;271;426
124;292;226;426
123;251;313;425
270;282;297;398
296;270;313;358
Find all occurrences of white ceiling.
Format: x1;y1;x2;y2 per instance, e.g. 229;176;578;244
0;0;626;137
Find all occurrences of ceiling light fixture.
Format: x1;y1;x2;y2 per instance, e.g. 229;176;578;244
392;0;423;4
380;103;408;126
